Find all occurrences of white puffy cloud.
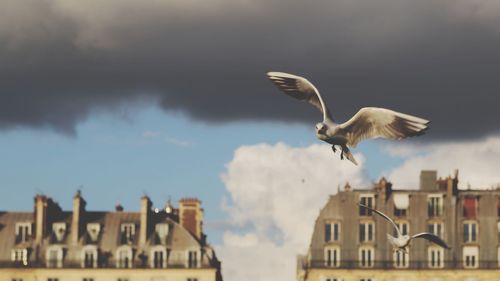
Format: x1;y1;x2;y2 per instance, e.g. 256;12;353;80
216;142;369;281
215;137;500;281
385;135;500;189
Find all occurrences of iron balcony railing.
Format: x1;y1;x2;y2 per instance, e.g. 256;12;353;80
0;259;218;269
303;259;500;270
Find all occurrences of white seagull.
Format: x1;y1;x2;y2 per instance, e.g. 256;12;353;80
358;203;450;253
266;72;430;165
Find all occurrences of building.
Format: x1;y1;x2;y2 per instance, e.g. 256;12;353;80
297;170;500;281
0;191;222;281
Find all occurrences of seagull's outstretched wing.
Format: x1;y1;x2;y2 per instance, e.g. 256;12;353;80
358;203;401;237
338;107;429;147
266;72;333;122
411;232;450;249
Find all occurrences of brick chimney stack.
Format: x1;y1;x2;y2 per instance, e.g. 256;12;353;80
34;195;47;243
139;195;152;245
179;198;203;240
71;190;86;245
420;170;438;191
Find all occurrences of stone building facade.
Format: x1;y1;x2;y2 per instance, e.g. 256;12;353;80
0;192;222;281
297;170;500;281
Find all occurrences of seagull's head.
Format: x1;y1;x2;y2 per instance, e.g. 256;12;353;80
315;122;327;135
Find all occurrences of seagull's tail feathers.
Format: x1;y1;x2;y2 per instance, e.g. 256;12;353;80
344;149;358;166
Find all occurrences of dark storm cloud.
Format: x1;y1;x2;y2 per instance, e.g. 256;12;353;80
1;0;500;138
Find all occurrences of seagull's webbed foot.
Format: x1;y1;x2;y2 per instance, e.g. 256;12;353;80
331;145;337;153
340;151;344;160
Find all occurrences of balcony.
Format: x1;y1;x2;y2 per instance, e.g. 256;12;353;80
302;259;500;270
0;258;218;269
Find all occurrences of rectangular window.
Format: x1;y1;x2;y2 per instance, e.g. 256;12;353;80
463;197;477;218
428;195;443;217
188;251;198;268
393;250;409;268
46;247;62;268
394;222;409;237
325;222;340;242
324;247;340;267
117;248;132;268
153;250;165;268
83;279;94;281
359;247;374;268
359;222;374;242
428;222;443;238
118;279;129;281
325;278;340;281
428;247;444;268
463;222;478;243
394;207;406;217
48;279;59;281
187;279;198;281
359;195;374;216
120;223;135;244
83;249;97;268
463;246;479;269
11;249;28;266
15;223;32;244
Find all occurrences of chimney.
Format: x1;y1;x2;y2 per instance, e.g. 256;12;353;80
139;196;152;245
420;170;438;191
71;190;86;245
179;198;203;240
34;195;48;242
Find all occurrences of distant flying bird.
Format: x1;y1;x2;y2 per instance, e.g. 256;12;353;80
358;203;450;253
266;72;429;165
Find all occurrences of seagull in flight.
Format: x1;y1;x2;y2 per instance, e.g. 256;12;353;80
266;72;430;165
358;203;450;253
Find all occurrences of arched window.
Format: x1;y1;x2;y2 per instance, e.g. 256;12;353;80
358;246;375;268
46;245;64;268
428;246;444;268
186;249;200;268
150;246;167;268
116;245;133;268
324;246;340;268
81;245;98;268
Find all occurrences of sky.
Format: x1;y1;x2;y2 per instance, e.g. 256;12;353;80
1;1;500;281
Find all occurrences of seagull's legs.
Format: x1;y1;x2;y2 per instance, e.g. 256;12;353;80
331;145;337;153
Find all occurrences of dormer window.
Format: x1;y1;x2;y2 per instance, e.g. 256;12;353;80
187;250;198;268
120;223;135;244
116;245;133;268
428;194;443;217
15;222;32;244
155;223;169;245
86;223;101;242
463;197;478;219
150;246;167;268
81;245;98;268
11;248;29;266
52;222;66;243
46;245;64;268
393;194;409;217
359;195;374;216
